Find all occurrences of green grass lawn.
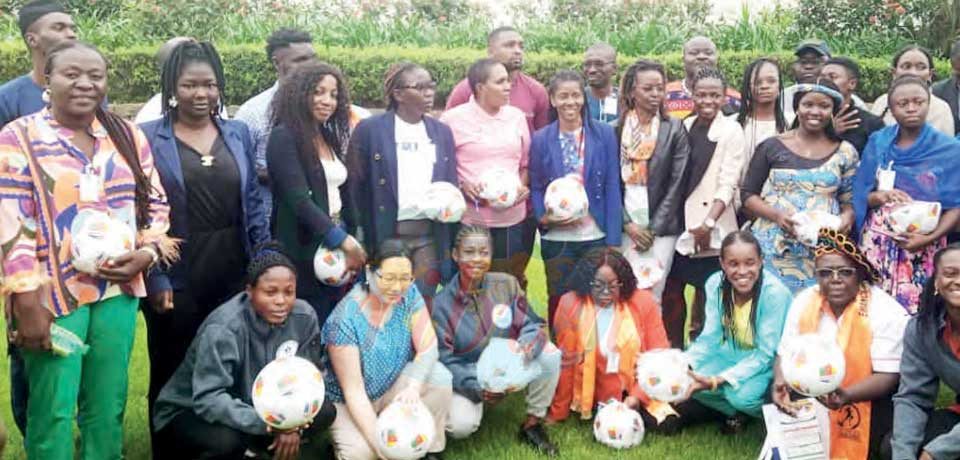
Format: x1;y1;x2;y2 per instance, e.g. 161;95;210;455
0;247;953;459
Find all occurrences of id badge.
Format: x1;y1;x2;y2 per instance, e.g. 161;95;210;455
605;351;620;374
79;165;102;202
877;168;896;192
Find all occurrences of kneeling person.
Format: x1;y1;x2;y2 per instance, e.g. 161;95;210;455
432;225;562;456
152;244;336;460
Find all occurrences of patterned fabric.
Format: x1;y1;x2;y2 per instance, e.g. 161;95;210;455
750;142;859;292
816;227;880;283
321;283;426;402
859;207;941;313
664;80;741;120
619;111;659;185
558;129;582;175
0;109;172;317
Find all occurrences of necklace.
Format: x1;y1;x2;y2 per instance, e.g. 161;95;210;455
199;154;214;167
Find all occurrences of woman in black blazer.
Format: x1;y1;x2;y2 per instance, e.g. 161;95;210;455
347;62;458;305
267;61;365;325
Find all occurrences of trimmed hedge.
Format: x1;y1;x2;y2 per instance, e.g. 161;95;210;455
0;42;951;107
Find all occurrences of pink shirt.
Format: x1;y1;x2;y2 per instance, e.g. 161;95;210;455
440;100;530;227
444;72;550;135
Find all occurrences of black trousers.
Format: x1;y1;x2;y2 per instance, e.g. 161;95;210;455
154;398;336;460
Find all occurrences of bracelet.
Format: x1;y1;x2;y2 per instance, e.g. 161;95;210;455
138;245;159;265
710;377;719;392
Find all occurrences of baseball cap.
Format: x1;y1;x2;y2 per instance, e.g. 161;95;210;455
795;39;831;58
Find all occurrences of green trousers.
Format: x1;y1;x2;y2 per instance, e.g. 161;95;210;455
21;294;138;460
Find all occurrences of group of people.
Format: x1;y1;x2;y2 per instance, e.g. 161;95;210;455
2;1;960;460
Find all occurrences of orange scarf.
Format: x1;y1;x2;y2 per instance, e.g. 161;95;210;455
799;284;873;460
619;110;658;186
571;297;642;418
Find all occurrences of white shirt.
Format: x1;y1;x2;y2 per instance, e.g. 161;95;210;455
779;285;909;373
321;156;347;217
394;115;436;221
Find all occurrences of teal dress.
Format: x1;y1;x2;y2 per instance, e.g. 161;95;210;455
684;270;792;417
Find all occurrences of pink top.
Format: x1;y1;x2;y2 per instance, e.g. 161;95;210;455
444;72;550;135
440;100;530;227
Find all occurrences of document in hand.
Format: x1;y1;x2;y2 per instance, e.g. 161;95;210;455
757;400;830;460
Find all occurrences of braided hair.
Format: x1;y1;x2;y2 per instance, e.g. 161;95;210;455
383;61;423;111
565;247;637;302
737;58;786;132
160;41;225;120
271;61;351;166
717;231;764;348
454;224;492;252
688;66;726;122
246;241;296;286
917;243;960;331
44;41;152;229
887;75;931;103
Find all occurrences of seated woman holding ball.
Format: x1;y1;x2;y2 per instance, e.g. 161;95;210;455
431;225;562;456
152;243;336;460
547;247;674;430
323;239;452;460
893;243;960;460
678;231;792;433
773;228;908;460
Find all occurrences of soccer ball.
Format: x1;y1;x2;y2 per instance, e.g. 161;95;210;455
422;182;466;223
70;209;135;275
477;168;522;210
544;176;589;222
635;349;693;403
780;333;846;397
593;399;644;449
476;337;543;393
313;246;352;286
251;356;326;430
375;400;436;460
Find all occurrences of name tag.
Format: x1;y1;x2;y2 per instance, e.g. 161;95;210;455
79;165;102;203
877;169;895;192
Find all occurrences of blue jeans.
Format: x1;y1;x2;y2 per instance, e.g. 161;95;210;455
540;238;605;328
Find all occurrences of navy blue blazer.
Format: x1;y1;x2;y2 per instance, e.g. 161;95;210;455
529;119;623;246
346;112;458;281
141;116;270;293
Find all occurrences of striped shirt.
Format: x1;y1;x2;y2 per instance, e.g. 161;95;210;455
0;109;171;317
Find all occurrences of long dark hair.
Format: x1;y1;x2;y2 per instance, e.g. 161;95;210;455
737;58;786;132
45;42;152;229
545;69;590;124
160;41;225;120
718;231;764;348
618;59;670;122
917;243;960;330
271;61;351;166
565;247;637;302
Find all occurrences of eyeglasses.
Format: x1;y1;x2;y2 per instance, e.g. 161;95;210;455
814;267;858;280
399;81;438;92
583;60;615;70
375;270;414;286
590;279;622;292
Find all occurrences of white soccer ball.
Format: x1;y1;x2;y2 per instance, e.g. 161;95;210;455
476;337;543;393
70;209;136;275
477;167;522;210
544;176;589;222
375;400;436;460
592;399;645;449
780;333;846;397
422;182;466;223
635;349;693;403
251;356;326;430
313;246;352;286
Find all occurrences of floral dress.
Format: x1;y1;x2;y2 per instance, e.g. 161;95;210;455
859;207;943;314
740;138;859;292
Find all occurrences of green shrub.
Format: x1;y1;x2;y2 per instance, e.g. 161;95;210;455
0;42;949;106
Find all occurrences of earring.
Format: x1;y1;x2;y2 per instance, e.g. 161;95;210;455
167;96;178;109
41;89;50;104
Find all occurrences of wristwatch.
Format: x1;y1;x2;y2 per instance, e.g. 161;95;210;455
703;217;716;229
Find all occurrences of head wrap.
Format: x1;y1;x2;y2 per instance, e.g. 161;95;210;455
815;228;879;283
18;0;66;36
246;242;296;286
792;83;844;114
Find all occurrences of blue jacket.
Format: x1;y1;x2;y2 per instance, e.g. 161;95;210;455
529;119;622;246
141;116;270;293
347;112;458;281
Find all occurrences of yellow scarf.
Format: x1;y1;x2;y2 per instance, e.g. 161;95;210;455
799;284;873;460
572;296;642;418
